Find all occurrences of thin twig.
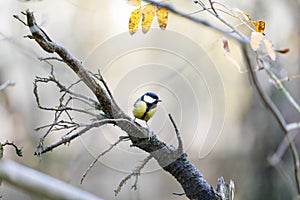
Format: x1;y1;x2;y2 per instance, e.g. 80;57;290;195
80;136;130;184
172;192;186;196
195;0;247;41
114;155;153;196
13;15;27;26
35;120;79;131
2;141;23;157
35;118;132;155
269;131;298;166
208;0;218;16
38;56;64;62
95;70;113;100
287;122;300;131
168;114;183;154
265;67;300;113
0;80;15;91
143;0;248;43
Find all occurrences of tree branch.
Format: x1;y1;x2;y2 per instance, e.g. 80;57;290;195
24;10;114;118
143;0;248;43
81;136;130;184
0;160;103;200
0;80;15;91
114;155;152;196
241;44;300;193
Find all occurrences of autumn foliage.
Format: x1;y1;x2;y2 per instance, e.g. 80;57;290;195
127;0;168;34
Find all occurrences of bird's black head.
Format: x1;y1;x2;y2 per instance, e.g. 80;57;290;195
142;92;161;104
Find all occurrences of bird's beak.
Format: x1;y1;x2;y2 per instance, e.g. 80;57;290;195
158;99;162;102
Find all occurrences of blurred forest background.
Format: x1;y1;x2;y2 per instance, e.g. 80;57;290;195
0;0;299;199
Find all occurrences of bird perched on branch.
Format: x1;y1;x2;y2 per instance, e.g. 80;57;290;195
132;92;161;140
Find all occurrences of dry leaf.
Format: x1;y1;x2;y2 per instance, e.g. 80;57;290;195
129;8;142;35
222;39;230;53
250;32;264;51
156;7;168;29
243;12;251;20
142;4;156;33
126;0;141;6
250;32;277;61
252;20;265;35
276;48;290;54
263;39;276;61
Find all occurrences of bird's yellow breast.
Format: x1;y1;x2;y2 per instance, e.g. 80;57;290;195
144;108;156;121
132;101;157;121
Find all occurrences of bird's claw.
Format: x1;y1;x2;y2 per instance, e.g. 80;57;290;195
148;130;155;141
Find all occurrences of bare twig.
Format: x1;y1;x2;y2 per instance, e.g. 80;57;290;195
0;81;15;91
287;122;300;131
143;0;248;43
94;70;114;102
38;56;64;62
13;14;27;26
168;114;183;154
208;0;218;16
114;155;153;196
81;136;130;184
269;131;298;166
32;66;107;154
194;0;247;41
1;141;23;157
172;192;186;196
265;67;300;113
35;118;132;155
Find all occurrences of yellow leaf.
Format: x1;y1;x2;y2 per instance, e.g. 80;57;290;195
126;0;141;6
252;20;265;35
142;4;156;33
129;8;142;35
222;39;230;53
263;39;276;61
156;7;168;30
250;32;264;51
243;12;251;21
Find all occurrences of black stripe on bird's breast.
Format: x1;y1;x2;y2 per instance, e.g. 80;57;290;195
141;102;157;121
141;104;150;120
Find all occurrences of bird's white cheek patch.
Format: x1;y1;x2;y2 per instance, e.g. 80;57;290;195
143;95;156;104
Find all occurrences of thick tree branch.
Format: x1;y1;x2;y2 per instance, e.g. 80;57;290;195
0;160;103;200
24;10;114;118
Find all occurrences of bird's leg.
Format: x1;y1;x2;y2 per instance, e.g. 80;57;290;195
146;122;154;141
132;117;136;123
